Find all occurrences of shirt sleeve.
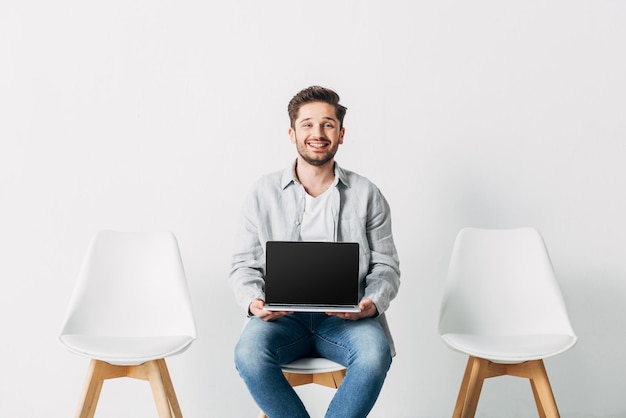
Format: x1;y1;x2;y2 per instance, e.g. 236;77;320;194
228;189;266;312
362;187;401;314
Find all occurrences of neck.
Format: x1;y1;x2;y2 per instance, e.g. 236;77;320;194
295;158;335;197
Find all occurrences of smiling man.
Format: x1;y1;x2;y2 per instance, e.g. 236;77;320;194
229;86;401;418
290;100;343;168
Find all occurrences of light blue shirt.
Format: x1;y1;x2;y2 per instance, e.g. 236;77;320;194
229;160;401;352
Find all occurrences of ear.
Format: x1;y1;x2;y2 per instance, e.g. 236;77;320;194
339;127;345;144
288;127;296;144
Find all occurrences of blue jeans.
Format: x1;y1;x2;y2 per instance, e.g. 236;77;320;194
234;313;392;418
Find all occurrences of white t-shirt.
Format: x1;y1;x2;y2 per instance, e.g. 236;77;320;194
299;179;338;242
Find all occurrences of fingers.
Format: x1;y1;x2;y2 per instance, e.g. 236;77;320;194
326;311;361;321
249;299;289;320
262;311;293;322
325;300;377;320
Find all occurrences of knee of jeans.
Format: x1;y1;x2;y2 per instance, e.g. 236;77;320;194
351;342;392;374
234;339;259;371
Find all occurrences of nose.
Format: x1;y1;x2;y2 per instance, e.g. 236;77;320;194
311;123;324;138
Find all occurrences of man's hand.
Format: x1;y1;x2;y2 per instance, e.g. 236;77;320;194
249;298;293;322
326;298;378;320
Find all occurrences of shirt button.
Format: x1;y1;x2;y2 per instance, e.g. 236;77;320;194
295;221;301;226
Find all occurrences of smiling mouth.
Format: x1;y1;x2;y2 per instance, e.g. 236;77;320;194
307;141;330;149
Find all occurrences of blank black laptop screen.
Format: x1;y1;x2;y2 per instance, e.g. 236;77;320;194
265;241;359;306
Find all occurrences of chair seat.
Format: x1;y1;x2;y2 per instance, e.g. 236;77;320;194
60;335;195;366
440;333;577;364
281;357;346;374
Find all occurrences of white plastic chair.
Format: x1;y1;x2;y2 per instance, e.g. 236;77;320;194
257;357;347;418
438;227;577;418
59;230;197;418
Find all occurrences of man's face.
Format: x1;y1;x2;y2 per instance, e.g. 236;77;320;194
289;101;345;167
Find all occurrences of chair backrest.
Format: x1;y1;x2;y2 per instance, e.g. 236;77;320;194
60;230;196;339
438;227;575;337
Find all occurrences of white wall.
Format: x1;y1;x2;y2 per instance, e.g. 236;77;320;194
2;1;625;417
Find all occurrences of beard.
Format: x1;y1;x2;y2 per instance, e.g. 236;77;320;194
294;135;339;167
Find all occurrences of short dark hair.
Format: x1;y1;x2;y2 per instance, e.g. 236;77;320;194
288;86;347;129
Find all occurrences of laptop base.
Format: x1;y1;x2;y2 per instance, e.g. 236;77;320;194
263;305;361;313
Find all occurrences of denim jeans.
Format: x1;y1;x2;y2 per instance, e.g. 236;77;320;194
234;313;392;418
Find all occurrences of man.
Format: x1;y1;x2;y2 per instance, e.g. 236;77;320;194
229;86;400;418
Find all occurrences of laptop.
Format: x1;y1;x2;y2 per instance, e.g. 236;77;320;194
263;241;361;313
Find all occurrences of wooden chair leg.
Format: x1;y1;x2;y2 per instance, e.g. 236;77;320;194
75;360;105;418
127;359;182;418
75;359;183;418
453;357;487;418
504;359;560;418
530;379;548;418
453;357;560;418
528;360;559;418
75;360;128;418
312;370;346;388
453;357;511;418
156;359;183;417
283;371;314;387
145;360;174;418
284;369;346;389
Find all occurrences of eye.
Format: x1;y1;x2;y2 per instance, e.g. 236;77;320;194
324;123;335;128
